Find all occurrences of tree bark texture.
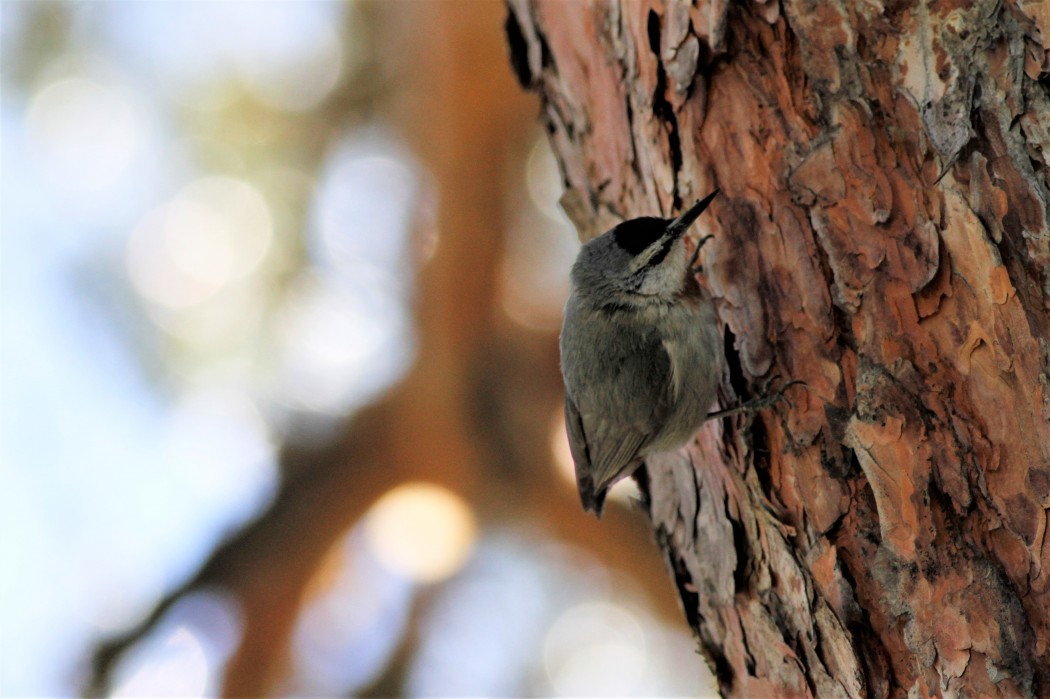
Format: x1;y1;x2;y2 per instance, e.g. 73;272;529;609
507;1;1050;696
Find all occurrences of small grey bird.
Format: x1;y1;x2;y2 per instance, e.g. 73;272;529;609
560;190;724;515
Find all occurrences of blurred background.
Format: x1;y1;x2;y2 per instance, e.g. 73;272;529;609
1;1;715;695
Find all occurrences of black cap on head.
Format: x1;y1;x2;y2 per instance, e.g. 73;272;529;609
610;189;720;257
611;217;668;256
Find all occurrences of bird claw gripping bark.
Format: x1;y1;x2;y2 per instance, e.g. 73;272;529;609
688;234;715;275
706;379;807;421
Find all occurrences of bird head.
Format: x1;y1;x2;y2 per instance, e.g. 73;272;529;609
570;189;719;307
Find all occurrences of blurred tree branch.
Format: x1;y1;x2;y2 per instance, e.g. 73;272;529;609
86;1;684;694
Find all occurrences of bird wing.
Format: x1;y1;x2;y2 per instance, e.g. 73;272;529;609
565;393;652;514
560;295;677;514
563;393;598;510
565;393;653;513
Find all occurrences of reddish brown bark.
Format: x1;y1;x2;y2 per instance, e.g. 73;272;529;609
508;0;1050;696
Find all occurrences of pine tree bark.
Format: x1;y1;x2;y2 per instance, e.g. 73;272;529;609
507;1;1050;696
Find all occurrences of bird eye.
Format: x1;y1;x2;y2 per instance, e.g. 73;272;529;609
611;217;667;256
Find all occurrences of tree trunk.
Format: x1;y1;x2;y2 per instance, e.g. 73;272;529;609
507;0;1050;696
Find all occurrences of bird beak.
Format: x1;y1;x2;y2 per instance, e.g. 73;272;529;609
665;188;720;240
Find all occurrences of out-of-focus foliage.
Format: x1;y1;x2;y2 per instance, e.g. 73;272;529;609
1;2;714;695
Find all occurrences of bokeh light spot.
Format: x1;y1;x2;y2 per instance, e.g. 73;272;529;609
111;627;209;697
274;274;411;414
364;483;477;584
284;532;413;694
126;176;273;309
312;141;419;279
543;602;648;696
110;591;241;698
233;17;343;112
501;133;577;331
526;136;567;223
161;386;276;515
27;77;145;192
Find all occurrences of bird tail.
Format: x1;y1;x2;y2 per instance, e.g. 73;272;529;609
577;474;608;518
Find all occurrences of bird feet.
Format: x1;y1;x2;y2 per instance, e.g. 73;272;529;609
706;379;807;421
689;234;715;274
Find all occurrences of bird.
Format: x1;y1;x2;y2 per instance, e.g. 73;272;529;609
559;189;725;515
